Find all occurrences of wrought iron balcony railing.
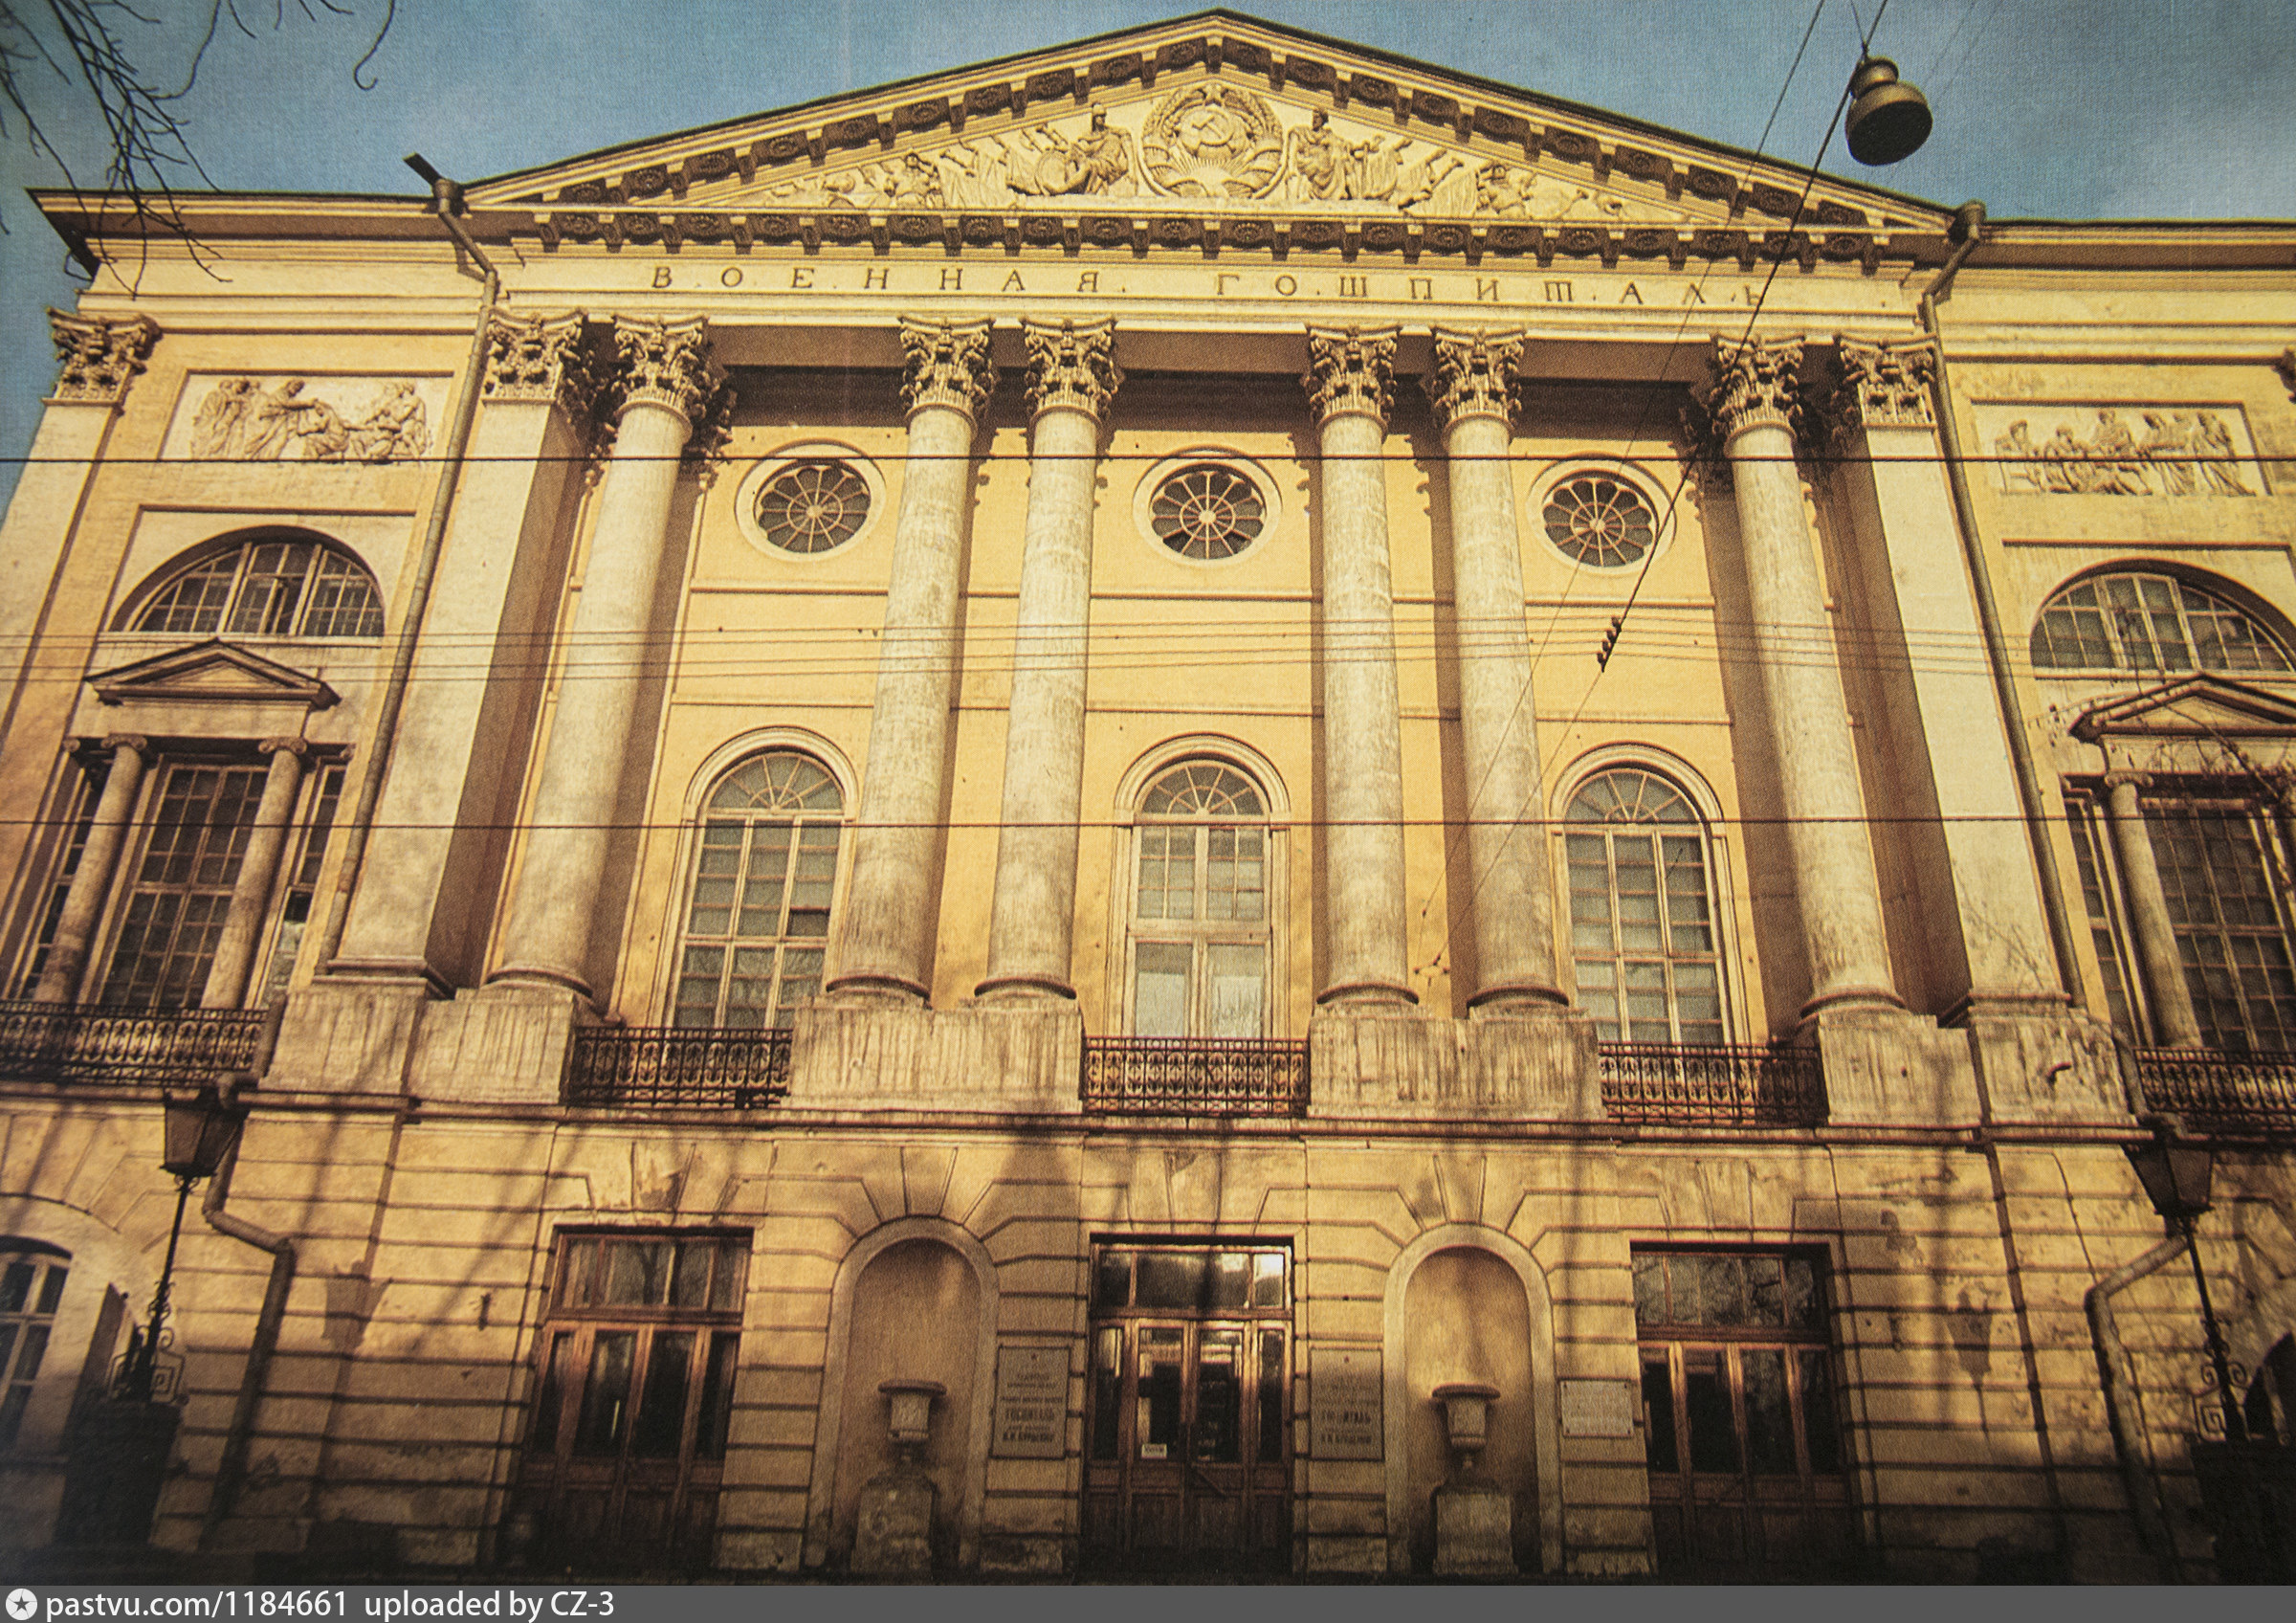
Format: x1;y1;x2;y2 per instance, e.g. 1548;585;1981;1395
1082;1036;1310;1117
1598;1040;1826;1127
2134;1048;2296;1137
564;1024;792;1109
0;1000;271;1086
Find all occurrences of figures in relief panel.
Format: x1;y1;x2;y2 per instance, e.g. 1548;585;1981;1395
1996;406;2254;497
185;377;430;463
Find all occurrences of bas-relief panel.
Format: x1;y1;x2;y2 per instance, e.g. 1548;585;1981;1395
162;374;448;464
598;84;1699;226
1973;401;2263;499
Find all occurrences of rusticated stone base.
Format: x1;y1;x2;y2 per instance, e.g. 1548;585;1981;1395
1309;1008;1602;1122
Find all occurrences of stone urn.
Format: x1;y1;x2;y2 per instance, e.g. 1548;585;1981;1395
1429;1382;1513;1576
1432;1381;1501;1472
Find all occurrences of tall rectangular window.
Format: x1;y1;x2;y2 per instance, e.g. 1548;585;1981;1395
99;764;264;1010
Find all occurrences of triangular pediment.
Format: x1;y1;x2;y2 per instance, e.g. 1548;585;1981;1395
2069;674;2296;742
90;639;339;711
465;11;1944;252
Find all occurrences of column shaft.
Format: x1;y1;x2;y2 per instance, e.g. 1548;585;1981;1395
1428;329;1564;1011
831;320;996;1002
202;741;307;1009
1306;327;1414;1007
980;320;1119;1000
492;318;716;998
35;736;148;1002
1708;338;1899;1016
2102;773;2203;1048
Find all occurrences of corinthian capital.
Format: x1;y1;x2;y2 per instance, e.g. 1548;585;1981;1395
1424;326;1523;434
484;312;600;416
1303;324;1399;427
1702;335;1807;442
898;317;998;423
1022;318;1121;422
49;312;158;405
1827;336;1937;434
604;315;719;425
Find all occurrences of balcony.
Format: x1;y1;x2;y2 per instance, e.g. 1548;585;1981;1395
2134;1048;2296;1138
1598;1040;1827;1128
564;1024;791;1110
0;1000;272;1086
1081;1036;1310;1117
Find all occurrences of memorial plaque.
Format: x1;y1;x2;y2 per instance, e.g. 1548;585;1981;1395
1558;1377;1638;1438
990;1344;1069;1457
1311;1346;1382;1460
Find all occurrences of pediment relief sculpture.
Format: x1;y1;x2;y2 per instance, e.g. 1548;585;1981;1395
1980;403;2260;498
548;90;1708;229
173;375;436;463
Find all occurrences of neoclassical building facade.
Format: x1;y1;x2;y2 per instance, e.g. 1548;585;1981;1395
1;11;2293;1583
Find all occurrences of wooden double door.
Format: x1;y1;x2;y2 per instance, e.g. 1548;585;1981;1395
1082;1246;1292;1571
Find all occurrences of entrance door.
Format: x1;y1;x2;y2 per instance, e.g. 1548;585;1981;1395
1083;1246;1291;1571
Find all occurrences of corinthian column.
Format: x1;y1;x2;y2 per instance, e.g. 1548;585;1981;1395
202;738;308;1009
1304;325;1414;1008
33;735;147;1003
978;320;1120;1002
828;319;997;1002
490;316;719;998
2100;771;2204;1049
1425;328;1566;1013
1703;336;1899;1016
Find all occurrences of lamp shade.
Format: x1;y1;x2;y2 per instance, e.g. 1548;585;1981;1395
1844;57;1932;166
2127;1127;2215;1223
160;1085;242;1179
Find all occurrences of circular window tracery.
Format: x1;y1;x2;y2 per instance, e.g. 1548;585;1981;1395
1150;463;1266;560
754;459;871;555
1543;472;1659;568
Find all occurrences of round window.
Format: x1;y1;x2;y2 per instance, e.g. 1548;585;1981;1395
1543;472;1659;568
755;458;872;555
1149;463;1266;561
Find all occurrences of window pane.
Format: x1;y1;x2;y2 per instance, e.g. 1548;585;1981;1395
1642;1356;1679;1474
1206;943;1265;1038
574;1332;637;1456
1633;1255;1667;1325
1137;1327;1184;1455
1251;1252;1286;1309
710;1239;747;1313
532;1331;575;1451
1208;1252;1251;1311
1257;1330;1286;1463
1090;1327;1123;1461
693;1333;740;1461
1743;1349;1795;1475
1136;1252;1206;1310
1134;942;1190;1038
1784;1257;1821;1329
1800;1349;1842;1473
630;1331;694;1458
1093;1251;1132;1310
1683;1351;1739;1473
1193;1328;1243;1463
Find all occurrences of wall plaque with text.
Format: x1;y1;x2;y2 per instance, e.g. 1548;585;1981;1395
1311;1347;1382;1460
1558;1378;1638;1438
989;1344;1069;1458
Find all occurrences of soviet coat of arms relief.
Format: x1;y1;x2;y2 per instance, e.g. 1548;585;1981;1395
735;83;1692;225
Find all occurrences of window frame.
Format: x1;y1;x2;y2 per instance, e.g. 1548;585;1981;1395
1559;761;1736;1045
1130;451;1284;570
2029;567;2295;677
1120;756;1281;1039
732;442;887;562
122;532;386;642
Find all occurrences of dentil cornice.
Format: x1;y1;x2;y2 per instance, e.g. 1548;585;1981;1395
49;311;158;405
1424;326;1523;434
1303;324;1399;427
898;317;999;423
1022;318;1122;422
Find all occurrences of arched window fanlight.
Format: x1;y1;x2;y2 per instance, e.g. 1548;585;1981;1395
133;535;384;639
672;753;843;1029
2031;570;2292;674
1130;760;1271;1037
1565;767;1726;1044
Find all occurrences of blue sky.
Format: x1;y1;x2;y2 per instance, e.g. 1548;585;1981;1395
3;0;2289;502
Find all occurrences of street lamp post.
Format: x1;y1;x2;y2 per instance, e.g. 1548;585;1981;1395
2125;1113;2245;1442
116;1084;244;1403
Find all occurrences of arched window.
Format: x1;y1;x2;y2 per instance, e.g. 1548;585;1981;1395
131;534;384;639
1565;767;1726;1043
0;1242;71;1448
1129;761;1270;1037
2030;570;2292;674
671;753;842;1029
